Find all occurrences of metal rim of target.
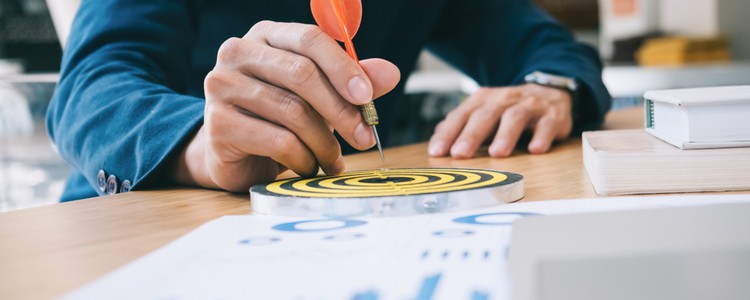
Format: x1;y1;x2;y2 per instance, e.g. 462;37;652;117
250;168;524;218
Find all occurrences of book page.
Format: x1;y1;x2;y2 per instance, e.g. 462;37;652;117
64;194;750;300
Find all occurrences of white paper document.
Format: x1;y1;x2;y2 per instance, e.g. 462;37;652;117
64;194;750;300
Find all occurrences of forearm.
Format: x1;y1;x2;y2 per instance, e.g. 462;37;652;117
47;0;202;193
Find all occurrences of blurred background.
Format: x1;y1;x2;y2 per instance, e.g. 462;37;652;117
1;0;749;211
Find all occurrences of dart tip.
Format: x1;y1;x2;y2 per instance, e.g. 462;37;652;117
372;125;385;166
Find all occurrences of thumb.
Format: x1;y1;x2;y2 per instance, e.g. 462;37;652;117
359;59;401;99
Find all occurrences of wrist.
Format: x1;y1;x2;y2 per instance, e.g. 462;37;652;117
170;126;219;189
523;71;578;92
524;71;580;125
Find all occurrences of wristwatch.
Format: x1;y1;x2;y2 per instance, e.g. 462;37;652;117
523;71;578;92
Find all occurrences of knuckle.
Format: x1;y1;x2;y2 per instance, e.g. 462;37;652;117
550;107;570;121
245;81;265;102
504;106;529;120
272;131;298;155
539;107;567;125
529;96;544;106
298;25;326;49
461;128;485;142
326;101;360;135
248;20;274;36
313;138;341;167
444;109;465;123
286;56;319;87
498;88;514;99
331;101;357;125
203;71;229;97
460;134;480;145
322;136;340;155
475;87;491;97
280;93;310;124
216;37;242;62
471;108;494;121
538;117;557;129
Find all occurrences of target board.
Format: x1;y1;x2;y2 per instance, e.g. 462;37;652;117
250;168;524;218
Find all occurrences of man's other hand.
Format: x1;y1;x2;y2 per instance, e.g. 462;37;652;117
428;84;573;159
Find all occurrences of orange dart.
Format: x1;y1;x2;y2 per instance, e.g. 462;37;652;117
311;0;361;60
311;0;385;164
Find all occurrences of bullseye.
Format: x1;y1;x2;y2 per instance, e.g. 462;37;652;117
250;168;524;218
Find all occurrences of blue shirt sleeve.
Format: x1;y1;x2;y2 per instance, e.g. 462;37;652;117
426;0;612;134
46;0;204;195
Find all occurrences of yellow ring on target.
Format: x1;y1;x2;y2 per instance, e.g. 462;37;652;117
263;168;512;198
290;171;464;195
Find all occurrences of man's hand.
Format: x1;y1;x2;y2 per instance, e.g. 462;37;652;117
428;84;572;159
171;21;400;192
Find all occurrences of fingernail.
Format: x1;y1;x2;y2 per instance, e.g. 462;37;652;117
451;141;471;158
490;139;509;157
354;123;373;148
331;156;345;174
348;76;372;105
428;141;446;156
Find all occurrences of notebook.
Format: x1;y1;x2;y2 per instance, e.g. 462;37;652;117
583;129;750;195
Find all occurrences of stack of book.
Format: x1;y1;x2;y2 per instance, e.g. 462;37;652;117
583;86;750;195
636;36;730;66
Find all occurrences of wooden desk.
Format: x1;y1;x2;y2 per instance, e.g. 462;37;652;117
0;107;643;299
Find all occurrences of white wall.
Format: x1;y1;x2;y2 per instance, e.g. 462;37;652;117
718;0;750;60
660;0;718;36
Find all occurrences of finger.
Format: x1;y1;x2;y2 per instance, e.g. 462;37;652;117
212;107;319;178
246;21;373;105
488;106;533;157
428;89;493;157
359;59;401;99
452;108;502;158
220;38;373;150
527;116;557;154
450;107;501;159
205;70;344;175
528;113;571;154
428;109;471;157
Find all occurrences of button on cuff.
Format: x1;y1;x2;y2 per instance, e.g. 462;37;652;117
106;175;119;195
97;170;107;193
121;180;132;193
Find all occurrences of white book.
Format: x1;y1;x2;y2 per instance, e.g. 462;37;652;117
644;85;750;149
582;129;750;195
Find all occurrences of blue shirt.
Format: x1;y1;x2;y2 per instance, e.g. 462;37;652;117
47;0;611;201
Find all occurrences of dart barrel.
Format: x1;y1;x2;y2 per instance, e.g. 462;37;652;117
359;102;379;126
